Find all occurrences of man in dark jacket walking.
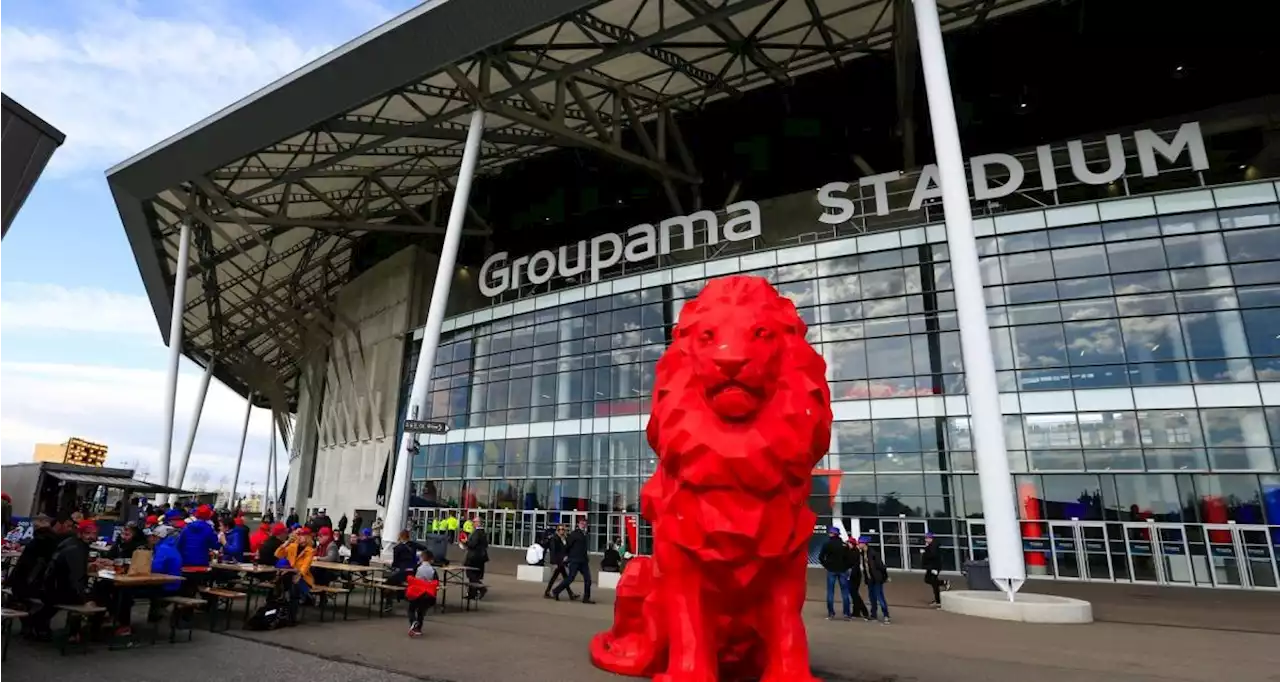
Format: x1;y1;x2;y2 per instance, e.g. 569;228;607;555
921;532;950;606
818;527;854;620
858;536;891;624
542;525;578;600
551;518;594;604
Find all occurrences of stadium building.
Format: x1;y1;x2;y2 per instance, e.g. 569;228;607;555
108;0;1280;591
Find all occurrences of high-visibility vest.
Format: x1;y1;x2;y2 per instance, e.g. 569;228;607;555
445;517;459;530
430;519;440;532
463;520;475;534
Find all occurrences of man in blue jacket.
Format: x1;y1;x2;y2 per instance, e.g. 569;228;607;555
177;504;220;569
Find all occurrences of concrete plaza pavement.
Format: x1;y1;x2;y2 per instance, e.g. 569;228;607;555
220;572;1277;682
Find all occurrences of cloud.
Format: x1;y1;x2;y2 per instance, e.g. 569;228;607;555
0;359;285;493
1;283;156;335
0;1;410;176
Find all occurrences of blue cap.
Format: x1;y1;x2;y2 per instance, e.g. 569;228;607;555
857;536;870;544
360;528;372;537
163;509;183;520
925;532;935;538
827;526;840;534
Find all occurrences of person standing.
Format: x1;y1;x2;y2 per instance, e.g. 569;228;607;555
351;512;364;536
543;525;578;600
921;532;950;607
551;518;594;604
286;507;299;527
462;518;490;600
859;536;891;624
847;535;870;620
818;526;854;620
337;514;349;535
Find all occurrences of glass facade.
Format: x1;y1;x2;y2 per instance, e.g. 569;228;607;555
406;186;1280;590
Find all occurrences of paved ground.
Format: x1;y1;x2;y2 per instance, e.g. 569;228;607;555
8;571;1276;682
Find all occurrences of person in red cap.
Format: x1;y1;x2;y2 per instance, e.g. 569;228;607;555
145;514;160;528
248;519;270;556
257;522;289;566
28;519;102;640
176;504;220;570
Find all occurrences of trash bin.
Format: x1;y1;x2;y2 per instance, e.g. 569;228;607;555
423;533;450;565
962;559;997;591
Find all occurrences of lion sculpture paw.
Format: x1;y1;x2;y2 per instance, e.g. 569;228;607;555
589;275;833;682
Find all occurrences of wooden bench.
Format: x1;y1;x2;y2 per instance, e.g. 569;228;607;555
2;608;28;661
370;584;405;618
161;597;206;643
198;588;246;632
55;604;107;655
310;585;352;622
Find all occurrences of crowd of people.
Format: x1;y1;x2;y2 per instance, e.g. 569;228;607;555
817;527;952;624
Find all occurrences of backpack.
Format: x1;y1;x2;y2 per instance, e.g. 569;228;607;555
245;599;291;631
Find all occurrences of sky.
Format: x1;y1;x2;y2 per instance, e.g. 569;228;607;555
0;0;422;493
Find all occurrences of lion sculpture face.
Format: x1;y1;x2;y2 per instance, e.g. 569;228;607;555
648;276;833;486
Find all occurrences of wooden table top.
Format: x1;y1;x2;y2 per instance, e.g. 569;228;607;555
311;561;377;572
210;562;281;573
95;571;184;586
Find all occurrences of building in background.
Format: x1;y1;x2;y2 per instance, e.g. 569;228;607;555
110;0;1280;591
32;438;109;467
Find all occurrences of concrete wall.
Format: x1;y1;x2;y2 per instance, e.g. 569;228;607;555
289;245;439;519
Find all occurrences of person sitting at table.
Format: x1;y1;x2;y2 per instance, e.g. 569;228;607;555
275;527;316;624
219;517;247;563
12;514;74;638
109;524;183;640
249;520;270;555
177;504;220;571
163;508;185;530
350;528;379;566
29;519;101;642
311;527;340;586
404;549;439;638
383;530;422;612
258;523;288;566
108;522;147;561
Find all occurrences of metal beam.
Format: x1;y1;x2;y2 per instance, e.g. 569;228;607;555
324;117;557;146
673;0;791;86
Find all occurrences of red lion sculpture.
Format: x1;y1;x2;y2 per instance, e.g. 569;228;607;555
590;275;833;682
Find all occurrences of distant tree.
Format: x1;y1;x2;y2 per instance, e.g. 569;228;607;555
188;469;211;492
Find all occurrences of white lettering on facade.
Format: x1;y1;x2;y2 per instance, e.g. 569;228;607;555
478;123;1206;297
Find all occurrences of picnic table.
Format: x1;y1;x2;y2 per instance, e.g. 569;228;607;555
436;565;483;612
209;562;289;619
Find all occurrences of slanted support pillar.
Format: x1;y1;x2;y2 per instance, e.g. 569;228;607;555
383;108;486;554
157;221;192;506
912;0;1025;599
229;392;254;510
172;360;215;495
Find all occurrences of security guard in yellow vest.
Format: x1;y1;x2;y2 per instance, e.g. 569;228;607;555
430;518;440;532
445;514;459;541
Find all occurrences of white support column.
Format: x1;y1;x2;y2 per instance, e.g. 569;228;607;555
383;108;486;554
913;0;1025;599
229;393;254;510
264;413;277;515
157;221;193;506
172;360;215;495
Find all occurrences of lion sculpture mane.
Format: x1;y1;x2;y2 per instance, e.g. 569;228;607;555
589;275;833;682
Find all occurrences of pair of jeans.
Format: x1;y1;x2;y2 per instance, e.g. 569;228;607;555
867;582;890;619
407;595;435;629
554;560;592;601
825;571;852;617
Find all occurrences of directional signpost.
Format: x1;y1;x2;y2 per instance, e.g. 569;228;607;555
403;419;450;435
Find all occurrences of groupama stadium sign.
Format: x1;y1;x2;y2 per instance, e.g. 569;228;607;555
478;122;1208;298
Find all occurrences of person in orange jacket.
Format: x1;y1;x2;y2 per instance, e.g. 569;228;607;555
275;527;316;624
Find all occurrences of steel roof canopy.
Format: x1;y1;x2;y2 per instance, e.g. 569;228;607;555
106;0;1048;411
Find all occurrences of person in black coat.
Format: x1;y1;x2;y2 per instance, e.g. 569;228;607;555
818;527;854;620
463;521;490;599
551;518;594;604
921;532;950;606
29;520;100;639
858;537;892;623
337;514;348;534
542;525;578;600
